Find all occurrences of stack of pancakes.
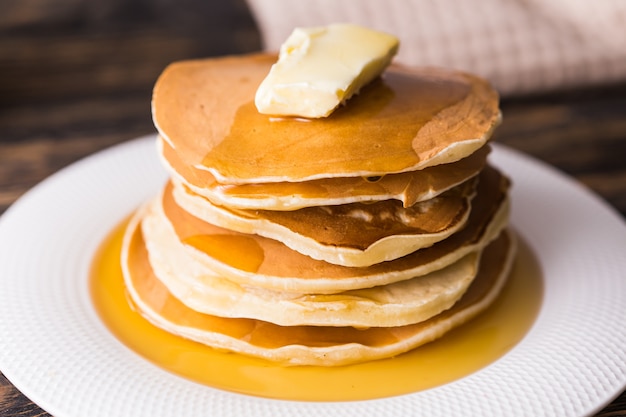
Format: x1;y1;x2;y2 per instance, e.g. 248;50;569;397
121;53;514;366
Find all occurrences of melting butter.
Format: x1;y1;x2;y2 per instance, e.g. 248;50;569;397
255;23;399;118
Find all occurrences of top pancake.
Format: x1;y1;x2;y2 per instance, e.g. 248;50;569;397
152;53;501;184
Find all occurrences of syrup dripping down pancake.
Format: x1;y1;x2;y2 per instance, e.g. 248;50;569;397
151;165;509;293
170;176;476;267
159;136;490;211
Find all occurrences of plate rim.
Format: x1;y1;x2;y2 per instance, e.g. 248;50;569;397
0;135;625;417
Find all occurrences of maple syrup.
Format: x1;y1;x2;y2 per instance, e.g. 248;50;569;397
196;66;496;182
91;219;542;402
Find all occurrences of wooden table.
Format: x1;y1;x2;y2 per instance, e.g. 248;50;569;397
1;1;625;415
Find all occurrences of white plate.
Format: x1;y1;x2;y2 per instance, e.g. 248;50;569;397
1;136;625;417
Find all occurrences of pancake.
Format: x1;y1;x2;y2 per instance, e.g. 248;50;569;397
159;136;490;210
152;53;501;184
170;176;476;267
123;33;518;367
122;206;516;366
140;196;482;327
154;165;509;293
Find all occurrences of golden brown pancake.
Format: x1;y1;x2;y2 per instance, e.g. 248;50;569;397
122;205;516;366
170;176;476;267
152;54;501;183
154;165;509;293
159;136;490;210
129;47;514;367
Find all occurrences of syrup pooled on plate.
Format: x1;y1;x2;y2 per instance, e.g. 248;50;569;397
90;219;542;402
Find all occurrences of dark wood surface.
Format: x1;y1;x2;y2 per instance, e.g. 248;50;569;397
1;1;625;415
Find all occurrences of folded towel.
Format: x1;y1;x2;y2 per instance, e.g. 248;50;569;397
246;0;626;95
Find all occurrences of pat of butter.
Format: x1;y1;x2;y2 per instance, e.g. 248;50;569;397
255;23;399;118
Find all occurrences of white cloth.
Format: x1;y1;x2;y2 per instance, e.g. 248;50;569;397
246;0;626;96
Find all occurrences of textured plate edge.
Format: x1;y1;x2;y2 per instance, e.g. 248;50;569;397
0;137;624;417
